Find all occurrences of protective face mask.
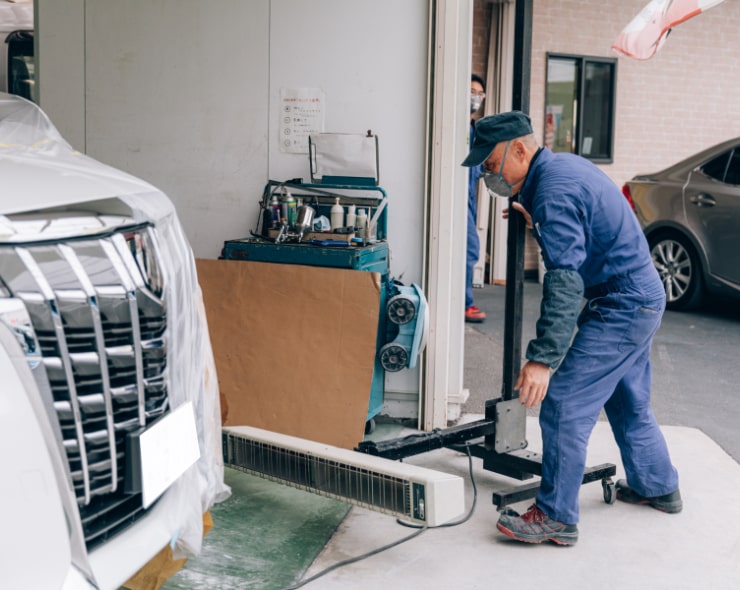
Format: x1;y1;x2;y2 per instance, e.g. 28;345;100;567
483;171;514;198
483;141;514;198
470;94;483;114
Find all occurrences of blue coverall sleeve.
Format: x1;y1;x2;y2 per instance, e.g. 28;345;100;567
525;268;584;369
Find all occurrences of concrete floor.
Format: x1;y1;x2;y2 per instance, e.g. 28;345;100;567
159;281;740;589
162;416;740;590
305;418;740;590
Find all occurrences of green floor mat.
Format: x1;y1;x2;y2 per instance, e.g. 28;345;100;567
159;467;350;590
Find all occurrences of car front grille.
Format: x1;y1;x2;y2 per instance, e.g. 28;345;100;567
0;223;168;550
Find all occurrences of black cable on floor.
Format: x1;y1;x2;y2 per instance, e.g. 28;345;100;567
281;524;428;590
282;444;477;590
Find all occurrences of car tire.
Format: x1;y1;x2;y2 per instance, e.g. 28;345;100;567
648;232;704;310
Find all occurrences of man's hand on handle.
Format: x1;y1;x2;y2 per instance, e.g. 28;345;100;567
503;201;533;229
515;361;550;409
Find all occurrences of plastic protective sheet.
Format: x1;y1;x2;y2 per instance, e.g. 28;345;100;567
0;0;33;35
0;92;230;559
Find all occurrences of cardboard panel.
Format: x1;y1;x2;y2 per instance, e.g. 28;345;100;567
195;259;380;449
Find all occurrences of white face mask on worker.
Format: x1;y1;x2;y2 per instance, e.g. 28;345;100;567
483;141;514;198
483;171;514;198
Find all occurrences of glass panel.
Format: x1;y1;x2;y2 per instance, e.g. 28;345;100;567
701;151;730;182
545;57;578;154
7;31;35;103
724;149;740;186
581;61;614;160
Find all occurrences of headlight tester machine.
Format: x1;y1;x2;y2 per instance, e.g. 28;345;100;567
357;197;618;510
356;0;617;514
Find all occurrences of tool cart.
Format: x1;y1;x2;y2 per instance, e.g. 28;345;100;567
221;132;428;430
222;179;391;427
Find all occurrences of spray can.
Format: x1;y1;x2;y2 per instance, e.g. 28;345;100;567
287;195;297;228
346;204;357;230
270;195;281;227
281;191;297;229
261;207;273;236
330;197;344;230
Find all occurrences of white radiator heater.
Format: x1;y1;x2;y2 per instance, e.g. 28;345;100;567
222;426;466;527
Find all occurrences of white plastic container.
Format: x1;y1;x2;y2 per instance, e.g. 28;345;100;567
330;197;344;230
356;208;367;238
346;204;357;229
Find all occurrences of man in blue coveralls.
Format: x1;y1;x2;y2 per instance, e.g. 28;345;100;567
465;74;487;323
462;111;681;545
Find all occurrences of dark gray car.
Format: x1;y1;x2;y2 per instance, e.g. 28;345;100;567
622;137;740;310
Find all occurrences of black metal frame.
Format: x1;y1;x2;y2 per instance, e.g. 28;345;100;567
356;1;616;510
544;52;618;164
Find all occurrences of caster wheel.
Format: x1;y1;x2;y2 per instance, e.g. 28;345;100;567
379;343;408;372
364;418;376;435
602;478;616;504
387;294;416;325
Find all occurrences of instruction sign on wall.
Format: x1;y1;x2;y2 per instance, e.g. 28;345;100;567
279;87;325;153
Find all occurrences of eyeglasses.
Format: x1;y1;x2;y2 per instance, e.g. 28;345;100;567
471;92;486;99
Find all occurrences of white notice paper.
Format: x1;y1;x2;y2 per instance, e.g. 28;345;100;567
279;88;326;154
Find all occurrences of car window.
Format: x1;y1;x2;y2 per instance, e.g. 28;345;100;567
701;151;730;182
724;149;740;186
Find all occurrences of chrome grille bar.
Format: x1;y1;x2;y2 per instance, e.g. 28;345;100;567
102;237;146;427
1;219;171;545
59;244;118;493
15;246;92;505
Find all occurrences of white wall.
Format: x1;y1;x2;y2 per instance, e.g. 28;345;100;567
79;1;269;260
267;0;429;285
38;0;428;278
266;0;430;410
36;0;85;148
36;0;442;417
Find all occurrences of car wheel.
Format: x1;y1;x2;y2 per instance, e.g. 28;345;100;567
648;232;703;310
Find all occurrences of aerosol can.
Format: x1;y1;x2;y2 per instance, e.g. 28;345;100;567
281;189;297;229
270;195;281;228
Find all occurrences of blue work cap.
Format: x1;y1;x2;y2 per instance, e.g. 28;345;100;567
462;111;533;167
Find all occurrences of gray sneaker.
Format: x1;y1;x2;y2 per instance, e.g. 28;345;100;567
615;480;683;513
496;504;578;546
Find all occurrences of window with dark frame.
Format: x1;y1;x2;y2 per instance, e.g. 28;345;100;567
6;30;35;103
701;151;731;182
545;54;616;163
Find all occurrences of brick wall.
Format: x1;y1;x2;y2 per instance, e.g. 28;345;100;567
471;0;491;85
529;0;740;188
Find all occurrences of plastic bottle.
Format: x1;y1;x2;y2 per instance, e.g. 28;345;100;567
346;204;356;230
330;197;344;230
356;208;367;238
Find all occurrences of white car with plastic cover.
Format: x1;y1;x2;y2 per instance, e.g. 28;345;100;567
0;92;229;589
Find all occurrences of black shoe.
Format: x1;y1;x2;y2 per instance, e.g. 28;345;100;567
615;479;683;513
496;504;578;546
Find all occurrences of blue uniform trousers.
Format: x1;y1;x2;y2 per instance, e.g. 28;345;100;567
465;202;479;309
536;268;679;525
